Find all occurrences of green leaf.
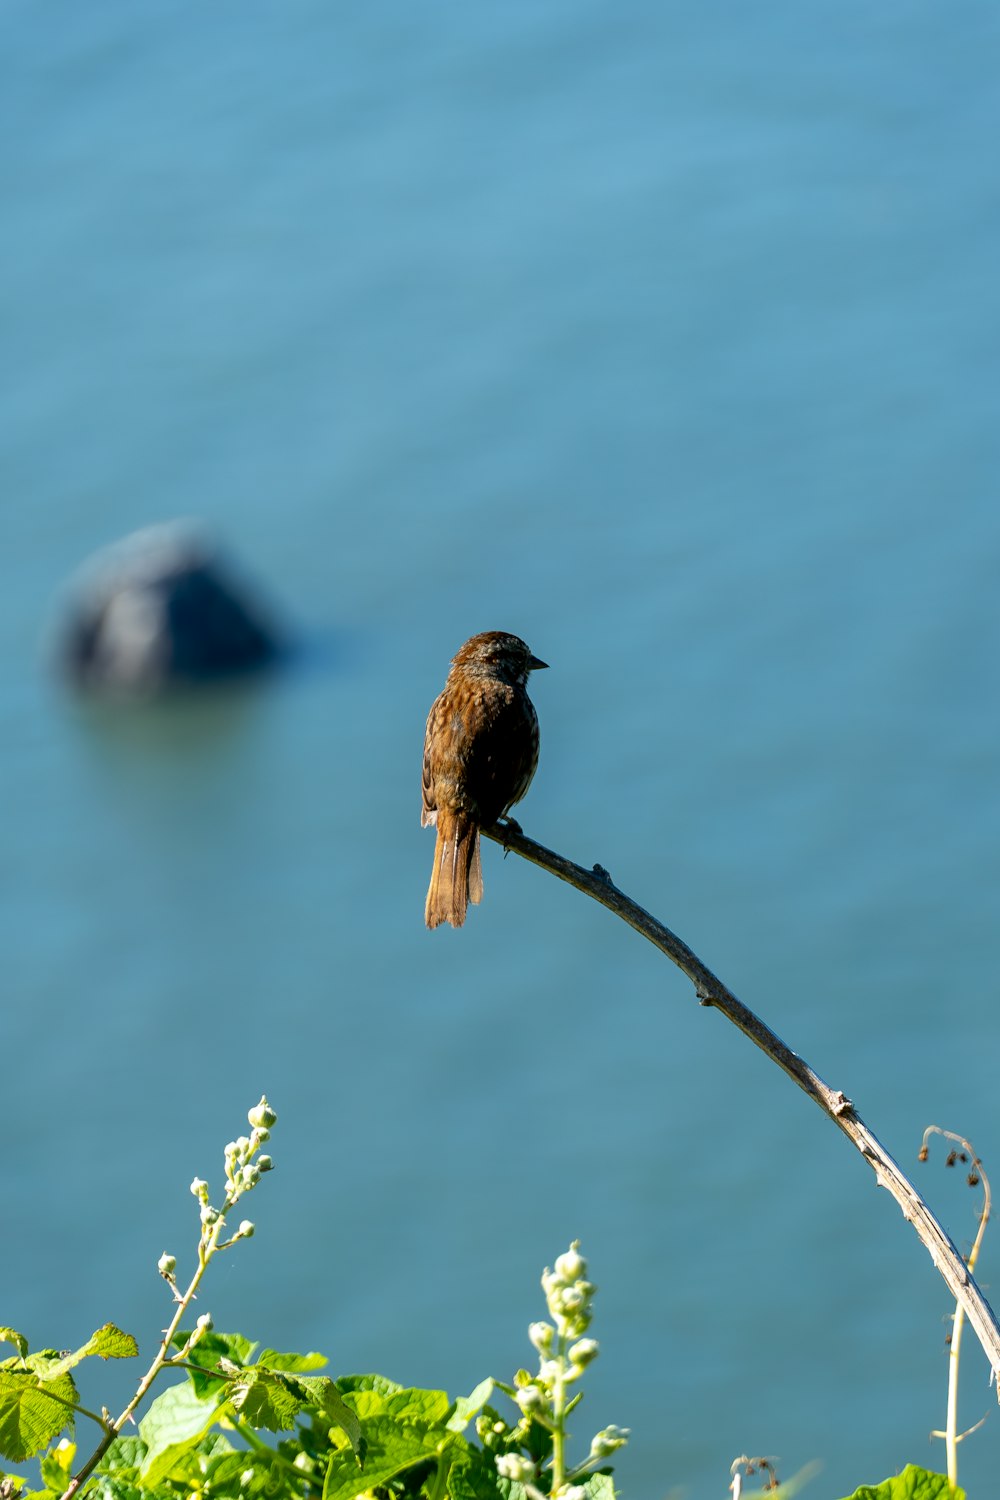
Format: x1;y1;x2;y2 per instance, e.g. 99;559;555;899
0;1329;29;1361
225;1367;361;1455
88;1324;139;1362
291;1376;362;1456
334;1383;450;1428
321;1415;450;1500
449;1378;495;1433
94;1434;147;1476
335;1373;404;1398
494;1477;530;1500
195;1448;285;1498
174;1329;257;1366
580;1475;616;1500
0;1363;78;1462
85;1477;155;1500
840;1465;962;1500
257;1347;328;1373
39;1438;77;1490
131;1432;234;1497
137;1379;227;1486
228;1368;304;1432
37;1325;138;1381
449;1444;505;1500
342;1389;388;1421
385;1388;451;1425
181;1331;258;1398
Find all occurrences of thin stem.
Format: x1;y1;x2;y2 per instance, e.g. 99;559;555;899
921;1127;992;1491
61;1193;239;1499
24;1385;108;1431
549;1337;567;1496
947;1307;965;1489
230;1413;311;1484
484;822;1000;1385
61;1254;213;1499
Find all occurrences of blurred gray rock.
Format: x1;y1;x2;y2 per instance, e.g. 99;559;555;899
59;524;284;694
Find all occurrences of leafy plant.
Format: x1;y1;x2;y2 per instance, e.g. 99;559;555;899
0;1096;975;1500
0;1102;625;1500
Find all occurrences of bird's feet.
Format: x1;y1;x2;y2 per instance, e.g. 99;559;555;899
499;815;523;850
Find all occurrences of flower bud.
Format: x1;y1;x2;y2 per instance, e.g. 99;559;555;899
589;1425;630;1458
568;1338;599;1367
554;1243;587;1282
256;1155;274;1173
238;1220;255;1238
190;1178;209;1201
240;1165;260;1190
196;1312;214;1333
200;1204;220;1226
495;1455;537;1483
157;1253;177;1278
248;1097;277;1130
252;1126;271;1145
528;1321;554;1354
515;1384;545;1415
541;1268;561;1299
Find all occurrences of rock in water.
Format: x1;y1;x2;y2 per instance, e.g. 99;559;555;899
59;524;283;694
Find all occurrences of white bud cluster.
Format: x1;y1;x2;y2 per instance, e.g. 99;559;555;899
541;1241;595;1340
495;1454;537;1483
221;1099;276;1206
501;1242;629;1491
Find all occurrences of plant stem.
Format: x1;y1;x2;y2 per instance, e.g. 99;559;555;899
231;1413;309;1484
921;1126;991;1492
484;822;1000;1388
27;1386;108;1431
61;1212;225;1498
946;1305;964;1490
549;1336;567;1495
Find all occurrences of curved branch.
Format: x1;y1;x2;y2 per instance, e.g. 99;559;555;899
483;821;1000;1383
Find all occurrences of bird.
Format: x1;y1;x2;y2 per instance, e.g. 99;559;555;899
421;630;547;929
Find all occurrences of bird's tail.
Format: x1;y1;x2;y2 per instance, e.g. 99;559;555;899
425;814;483;929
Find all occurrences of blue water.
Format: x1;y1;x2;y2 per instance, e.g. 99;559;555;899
4;5;1000;1496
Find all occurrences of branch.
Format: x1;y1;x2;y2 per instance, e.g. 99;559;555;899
484;821;1000;1383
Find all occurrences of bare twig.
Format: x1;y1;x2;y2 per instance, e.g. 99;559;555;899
921;1127;992;1487
484;821;1000;1383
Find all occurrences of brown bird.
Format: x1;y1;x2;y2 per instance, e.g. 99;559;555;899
421;630;548;929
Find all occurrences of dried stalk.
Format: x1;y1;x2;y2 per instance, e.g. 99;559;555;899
484;821;1000;1383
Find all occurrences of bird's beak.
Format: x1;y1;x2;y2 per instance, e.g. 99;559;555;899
529;655;549;671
